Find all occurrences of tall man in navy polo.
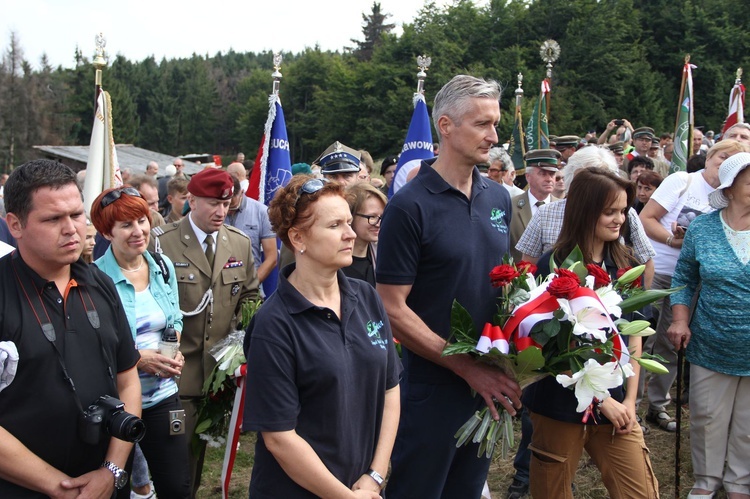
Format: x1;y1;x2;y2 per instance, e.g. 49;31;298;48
377;75;522;498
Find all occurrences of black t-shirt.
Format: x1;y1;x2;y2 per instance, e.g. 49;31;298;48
243;266;401;498
0;252;139;497
342;245;375;287
376;159;512;384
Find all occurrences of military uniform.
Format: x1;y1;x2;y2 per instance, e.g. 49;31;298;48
151;217;259;495
151;219;259;396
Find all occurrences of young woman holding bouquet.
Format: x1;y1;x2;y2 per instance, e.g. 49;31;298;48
242;175;401;498
524;167;659;499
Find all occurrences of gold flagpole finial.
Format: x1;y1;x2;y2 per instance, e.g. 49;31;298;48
93;33;107;87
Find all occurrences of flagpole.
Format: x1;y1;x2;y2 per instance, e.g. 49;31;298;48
92;33;107;114
515;72;524;110
736;67;744;124
674;55;690;156
416;55;431;96
540;40;560;122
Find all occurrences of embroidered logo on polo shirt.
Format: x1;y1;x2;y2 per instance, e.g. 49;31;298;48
366;320;387;350
490;208;508;234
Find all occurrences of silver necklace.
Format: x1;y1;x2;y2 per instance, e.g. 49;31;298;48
119;256;145;273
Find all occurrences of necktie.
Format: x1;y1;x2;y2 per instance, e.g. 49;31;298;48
205;234;215;267
535;200;545;207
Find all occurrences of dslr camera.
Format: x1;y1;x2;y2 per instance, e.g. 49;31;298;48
79;395;146;445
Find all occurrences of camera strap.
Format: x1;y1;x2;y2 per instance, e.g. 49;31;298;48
11;258;116;413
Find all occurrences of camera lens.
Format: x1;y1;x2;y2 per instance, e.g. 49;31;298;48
108;412;146;443
171;420;182;433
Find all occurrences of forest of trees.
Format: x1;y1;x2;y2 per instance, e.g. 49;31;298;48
1;0;749;172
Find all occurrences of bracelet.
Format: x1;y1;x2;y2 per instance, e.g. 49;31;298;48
666;235;673;248
366;469;384;488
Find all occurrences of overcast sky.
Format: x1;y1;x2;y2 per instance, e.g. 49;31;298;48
2;0;455;70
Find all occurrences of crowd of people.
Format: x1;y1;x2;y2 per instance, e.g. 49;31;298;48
0;73;749;499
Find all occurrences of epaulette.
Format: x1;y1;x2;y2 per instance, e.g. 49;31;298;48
151;223;179;238
224;224;250;240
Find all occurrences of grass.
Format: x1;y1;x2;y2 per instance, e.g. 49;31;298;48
198;398;723;498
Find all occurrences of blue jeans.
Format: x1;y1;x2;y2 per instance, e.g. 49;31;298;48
512;407;533;484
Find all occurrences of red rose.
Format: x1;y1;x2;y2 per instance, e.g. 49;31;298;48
555;268;579;281
489;264;520;287
517;261;538;276
616;267;643;289
586;264;611;289
547;276;580;299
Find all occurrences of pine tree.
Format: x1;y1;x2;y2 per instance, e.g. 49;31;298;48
350;2;396;61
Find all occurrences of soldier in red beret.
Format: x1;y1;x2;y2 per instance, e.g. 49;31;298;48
151;168;260;495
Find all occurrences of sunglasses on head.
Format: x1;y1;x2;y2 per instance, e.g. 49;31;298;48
100;187;142;208
294;178;329;207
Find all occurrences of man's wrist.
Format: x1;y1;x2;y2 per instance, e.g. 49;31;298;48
365;469;384;488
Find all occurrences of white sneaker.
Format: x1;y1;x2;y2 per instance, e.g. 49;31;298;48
130;481;156;499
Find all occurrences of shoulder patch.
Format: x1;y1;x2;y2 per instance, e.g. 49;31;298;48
151;224;179;237
224;224;250;240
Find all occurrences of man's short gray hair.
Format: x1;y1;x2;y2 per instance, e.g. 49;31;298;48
432;75;501;142
488;147;514;171
562;146;619;192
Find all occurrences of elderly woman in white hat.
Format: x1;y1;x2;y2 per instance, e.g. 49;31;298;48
668;151;750;499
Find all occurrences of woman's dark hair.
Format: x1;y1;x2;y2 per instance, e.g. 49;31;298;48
268;175;345;250
636;170;663;189
626;156;654;175
686;154;706;174
554;168;636;268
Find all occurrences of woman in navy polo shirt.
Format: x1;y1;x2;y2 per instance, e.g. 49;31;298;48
243;175;401;498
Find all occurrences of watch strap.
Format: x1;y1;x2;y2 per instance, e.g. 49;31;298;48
366;468;384;488
101;461;127;489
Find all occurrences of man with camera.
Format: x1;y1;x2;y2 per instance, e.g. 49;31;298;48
0;160;142;498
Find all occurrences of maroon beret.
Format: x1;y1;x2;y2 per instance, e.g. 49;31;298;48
187;169;234;200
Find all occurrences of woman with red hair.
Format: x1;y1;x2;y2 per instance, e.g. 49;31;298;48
91;186;190;497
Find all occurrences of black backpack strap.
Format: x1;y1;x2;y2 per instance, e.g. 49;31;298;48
149;251;170;285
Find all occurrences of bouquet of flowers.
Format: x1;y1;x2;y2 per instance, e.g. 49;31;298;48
443;248;678;459
194;298;262;449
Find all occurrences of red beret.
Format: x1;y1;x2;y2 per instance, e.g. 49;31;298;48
187;169;234;200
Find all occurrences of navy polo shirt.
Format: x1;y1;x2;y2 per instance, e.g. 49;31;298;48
243;265;402;498
0;252;139;497
376;159;512;384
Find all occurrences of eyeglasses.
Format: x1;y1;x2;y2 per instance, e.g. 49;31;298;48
356;213;382;226
294;178;329;207
487;168;502;174
100;187;142;208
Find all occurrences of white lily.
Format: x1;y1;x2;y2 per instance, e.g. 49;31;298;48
556;359;629;412
595;285;623;318
558;299;612;343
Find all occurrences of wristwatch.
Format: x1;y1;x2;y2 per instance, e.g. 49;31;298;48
102;461;129;490
366;468;384;488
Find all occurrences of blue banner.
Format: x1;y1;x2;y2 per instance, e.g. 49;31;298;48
390;94;434;198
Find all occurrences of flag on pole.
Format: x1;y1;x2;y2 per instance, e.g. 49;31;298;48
670;60;697;174
247;94;292;297
721;75;745;135
390;93;434;198
509;102;527;176
525;79;550;152
247;95;293;205
83;90;122;215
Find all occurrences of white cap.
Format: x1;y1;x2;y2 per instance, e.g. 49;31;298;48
709;152;750;209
